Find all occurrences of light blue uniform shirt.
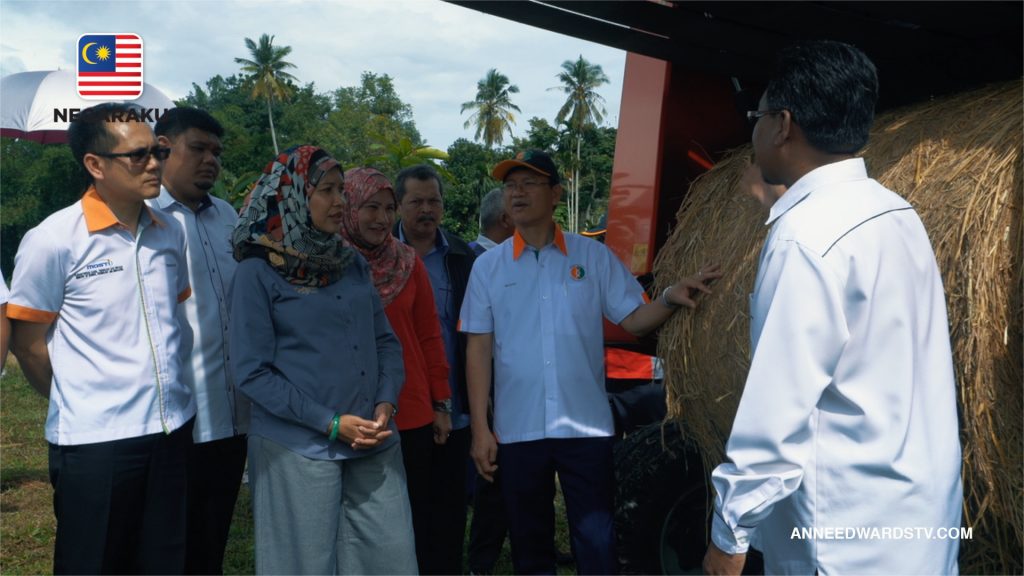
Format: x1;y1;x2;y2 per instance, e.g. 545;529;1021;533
149;188;250;442
459;226;645;443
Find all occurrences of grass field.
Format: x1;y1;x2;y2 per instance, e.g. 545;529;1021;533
0;363;572;575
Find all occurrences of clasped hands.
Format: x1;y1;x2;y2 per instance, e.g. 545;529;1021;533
332;403;395;450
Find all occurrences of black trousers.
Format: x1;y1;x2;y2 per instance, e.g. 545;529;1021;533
499;437;617;575
48;418;193;575
468;466;509;574
401;424;471;575
184;434;247;575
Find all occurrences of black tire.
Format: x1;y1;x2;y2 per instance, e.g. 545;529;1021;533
614;421;709;574
614;422;764;575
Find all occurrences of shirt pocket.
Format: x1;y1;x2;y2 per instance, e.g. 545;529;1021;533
145;248;183;301
564;275;599;317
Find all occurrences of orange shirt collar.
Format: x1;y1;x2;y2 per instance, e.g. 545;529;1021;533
512;223;568;260
82;186;164;233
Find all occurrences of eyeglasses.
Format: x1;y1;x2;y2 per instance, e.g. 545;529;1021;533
502;179;548;193
94;146;171;164
746;110;785;125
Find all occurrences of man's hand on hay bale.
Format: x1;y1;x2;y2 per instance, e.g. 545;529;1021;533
668;264;723;308
618;265;723;336
703;543;746;576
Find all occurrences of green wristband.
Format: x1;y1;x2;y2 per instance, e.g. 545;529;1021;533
328;413;340;442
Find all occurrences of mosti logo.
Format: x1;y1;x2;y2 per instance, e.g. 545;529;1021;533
76;33;144;100
75;258;124;280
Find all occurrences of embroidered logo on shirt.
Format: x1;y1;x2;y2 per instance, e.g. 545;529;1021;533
74;258;124;279
569;265;586;280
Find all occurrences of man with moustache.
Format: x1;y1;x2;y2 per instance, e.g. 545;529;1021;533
703;41;961;575
8;102;194;574
149;107;249;575
394;163;476;575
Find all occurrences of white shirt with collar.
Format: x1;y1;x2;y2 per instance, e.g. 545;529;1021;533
9;188;196;445
148;187;249;442
471;234;499;251
711;158;962;574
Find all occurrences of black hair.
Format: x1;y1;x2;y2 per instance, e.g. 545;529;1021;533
154;106;224;139
764;40;878;154
67;102;145;184
395;164;443;203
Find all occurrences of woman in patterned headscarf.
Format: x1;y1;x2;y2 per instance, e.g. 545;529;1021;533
340;167;452;570
230;147;417;575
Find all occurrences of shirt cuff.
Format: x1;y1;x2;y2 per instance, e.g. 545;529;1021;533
711;511;751;555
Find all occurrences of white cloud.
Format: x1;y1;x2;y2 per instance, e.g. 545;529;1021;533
0;0;625;151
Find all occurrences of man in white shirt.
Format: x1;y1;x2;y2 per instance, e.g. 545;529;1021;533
703;41;962;575
9;102;194;574
150;107;248;575
461;150;720;574
1;267;9;374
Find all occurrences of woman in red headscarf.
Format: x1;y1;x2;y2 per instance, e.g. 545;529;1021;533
340;167;453;570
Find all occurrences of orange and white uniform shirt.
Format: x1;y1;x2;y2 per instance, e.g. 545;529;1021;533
459;226;646;444
8;187;196;445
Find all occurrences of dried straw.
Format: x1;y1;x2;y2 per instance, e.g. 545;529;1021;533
653;80;1022;573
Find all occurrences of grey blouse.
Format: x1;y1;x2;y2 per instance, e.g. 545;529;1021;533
230;253;404;460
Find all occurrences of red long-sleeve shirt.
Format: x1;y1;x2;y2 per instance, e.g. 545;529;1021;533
386;258;451;430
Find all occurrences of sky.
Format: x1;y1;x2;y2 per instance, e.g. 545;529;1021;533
0;0;627;151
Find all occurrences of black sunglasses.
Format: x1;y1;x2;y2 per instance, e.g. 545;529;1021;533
94;146;171;164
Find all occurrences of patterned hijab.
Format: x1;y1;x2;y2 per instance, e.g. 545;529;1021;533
339;167;415;306
233;145;353;287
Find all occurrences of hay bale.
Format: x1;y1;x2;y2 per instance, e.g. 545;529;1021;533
653;80;1022;574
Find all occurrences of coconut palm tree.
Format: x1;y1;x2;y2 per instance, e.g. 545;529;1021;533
460;69;522;150
234;34;298;155
551;55;609;232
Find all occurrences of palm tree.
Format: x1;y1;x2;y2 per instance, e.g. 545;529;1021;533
460;69;522;150
366;135;453;181
234;34;298;155
551;56;609;232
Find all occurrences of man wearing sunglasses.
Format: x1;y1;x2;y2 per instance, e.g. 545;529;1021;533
704;41;961;575
149;107;248;575
8;102;195;574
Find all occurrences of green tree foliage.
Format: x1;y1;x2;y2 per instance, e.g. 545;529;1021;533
514;117;563;153
441;138;499;239
0;139;84;274
179;70;427;195
328;72;424;170
234;34;298;155
367;137;450;180
511;117;616;233
551;55;610;232
460;69;521;150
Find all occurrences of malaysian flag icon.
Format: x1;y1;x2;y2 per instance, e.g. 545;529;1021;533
76;33;144;100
